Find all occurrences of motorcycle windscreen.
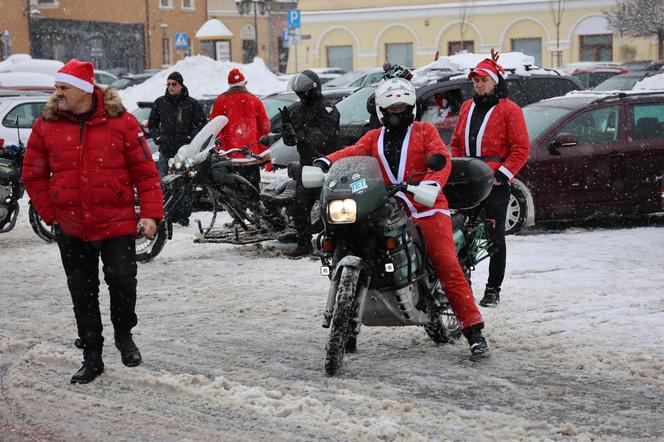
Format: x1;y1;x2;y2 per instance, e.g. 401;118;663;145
321;156;387;221
179;115;228;163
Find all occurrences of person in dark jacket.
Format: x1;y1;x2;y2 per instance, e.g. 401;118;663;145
148;71;207;177
280;70;340;257
450;50;530;307
22;59;164;384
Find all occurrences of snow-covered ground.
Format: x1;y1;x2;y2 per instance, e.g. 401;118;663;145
1;198;663;441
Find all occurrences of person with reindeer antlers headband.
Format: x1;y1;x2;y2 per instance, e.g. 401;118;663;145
450;49;531;308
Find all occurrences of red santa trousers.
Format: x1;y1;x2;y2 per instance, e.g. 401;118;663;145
414;212;483;329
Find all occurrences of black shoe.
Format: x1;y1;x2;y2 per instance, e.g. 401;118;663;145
284;244;313;258
345;335;357;353
114;333;142;367
177;218;190;227
462;324;490;356
71;348;104;384
479;286;500;308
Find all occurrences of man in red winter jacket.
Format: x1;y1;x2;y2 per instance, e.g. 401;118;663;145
450;50;530;307
22;59;163;385
317;78;489;356
209;68;270;191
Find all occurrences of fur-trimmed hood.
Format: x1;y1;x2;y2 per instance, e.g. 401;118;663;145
42;86;125;121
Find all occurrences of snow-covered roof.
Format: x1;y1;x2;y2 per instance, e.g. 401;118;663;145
195;19;233;39
0;72;54;88
633;73;664;91
0;54;63;76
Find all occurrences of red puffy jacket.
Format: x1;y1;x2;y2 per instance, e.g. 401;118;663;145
22;87;163;241
209;87;270;156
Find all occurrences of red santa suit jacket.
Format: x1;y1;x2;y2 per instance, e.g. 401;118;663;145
209;87;270;155
450;98;530;181
323;121;452;218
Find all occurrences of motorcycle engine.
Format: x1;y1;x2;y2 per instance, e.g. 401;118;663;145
0;184;11;221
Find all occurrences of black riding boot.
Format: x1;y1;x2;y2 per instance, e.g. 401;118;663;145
462;323;489;356
114;331;142;367
71;345;104;384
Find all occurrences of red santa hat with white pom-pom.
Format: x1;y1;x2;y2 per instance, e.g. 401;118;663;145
228;68;247;87
54;59;95;93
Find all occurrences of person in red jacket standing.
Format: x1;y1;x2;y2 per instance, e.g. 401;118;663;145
450;50;530;307
22;59;164;384
317;78;489;356
209;68;270;191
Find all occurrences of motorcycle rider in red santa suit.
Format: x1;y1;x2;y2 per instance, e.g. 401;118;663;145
450;50;530;307
317;78;489;356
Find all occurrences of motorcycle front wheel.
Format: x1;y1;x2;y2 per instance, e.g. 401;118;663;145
28;201;56;242
325;266;360;376
136;222;169;263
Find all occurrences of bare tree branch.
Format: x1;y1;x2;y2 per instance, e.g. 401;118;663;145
604;0;664;59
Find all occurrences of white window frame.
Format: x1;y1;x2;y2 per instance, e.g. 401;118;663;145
181;0;195;10
36;0;59;8
159;0;174;9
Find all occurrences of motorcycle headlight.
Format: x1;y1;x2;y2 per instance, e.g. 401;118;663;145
327;199;357;224
172;154;183;170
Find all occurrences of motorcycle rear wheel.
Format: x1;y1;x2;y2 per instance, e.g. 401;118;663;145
424;281;462;344
325;266;360;376
28;201;56;242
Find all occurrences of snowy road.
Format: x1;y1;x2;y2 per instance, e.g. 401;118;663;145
1;202;663;441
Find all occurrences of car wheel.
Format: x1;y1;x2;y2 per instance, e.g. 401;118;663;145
505;184;528;235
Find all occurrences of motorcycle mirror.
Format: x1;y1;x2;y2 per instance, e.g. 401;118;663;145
259;133;282;147
406;183;439;207
426;153;446;171
301;165;326;188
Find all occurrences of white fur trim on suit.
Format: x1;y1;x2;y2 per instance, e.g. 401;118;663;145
54;72;94;93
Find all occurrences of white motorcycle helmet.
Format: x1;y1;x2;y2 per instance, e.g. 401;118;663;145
374;77;417;122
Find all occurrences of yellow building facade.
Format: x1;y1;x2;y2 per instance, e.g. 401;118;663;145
286;0;659;72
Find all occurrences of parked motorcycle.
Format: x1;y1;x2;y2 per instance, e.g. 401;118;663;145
136;116;287;262
0;138;56;241
301;156;494;375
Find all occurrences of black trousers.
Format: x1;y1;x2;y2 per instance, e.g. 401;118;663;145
55;227;138;349
478;183;511;288
292;177;319;247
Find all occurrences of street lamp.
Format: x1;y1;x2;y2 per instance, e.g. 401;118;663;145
235;0;272;60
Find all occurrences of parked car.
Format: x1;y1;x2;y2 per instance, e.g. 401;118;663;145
110;72;157;90
332;71;582;146
0;90;49;145
566;65;628;89
0;72;54;92
593;71;660;91
94;69;119;87
509;91;664;233
323;68;384;89
619;60;664;72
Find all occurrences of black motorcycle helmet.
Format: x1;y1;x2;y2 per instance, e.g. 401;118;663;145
289;69;322;105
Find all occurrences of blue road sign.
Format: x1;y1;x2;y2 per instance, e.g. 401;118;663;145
175;33;189;49
288;9;301;29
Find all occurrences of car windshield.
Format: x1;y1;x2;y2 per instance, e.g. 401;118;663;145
523;105;573;141
325;71;368;88
335;86;376;125
262;96;297;120
109;78;131;90
132;106;152;123
593;75;640;91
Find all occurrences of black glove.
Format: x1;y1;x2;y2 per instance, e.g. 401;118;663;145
282;122;297;146
312;159;330;172
494;170;510;184
279;106;291;125
153;135;162;146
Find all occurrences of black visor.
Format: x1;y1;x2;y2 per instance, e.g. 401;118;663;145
289;73;317;93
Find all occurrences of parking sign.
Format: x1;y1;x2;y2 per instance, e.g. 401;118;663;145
288;9;301;29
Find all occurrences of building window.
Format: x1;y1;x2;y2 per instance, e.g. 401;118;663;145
386;43;413;67
242;40;256;63
159;0;173;9
181;0;194;10
580;34;613;62
327;46;353;72
162;37;171;66
37;0;58;5
512;38;542;66
448;41;474;55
